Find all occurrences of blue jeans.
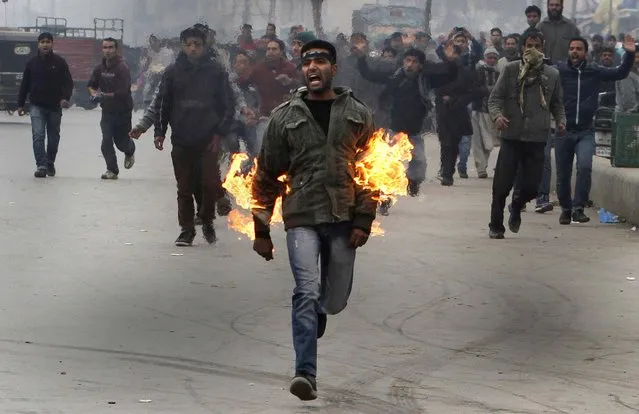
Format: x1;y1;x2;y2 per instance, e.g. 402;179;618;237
555;129;595;211
407;134;427;183
286;222;356;378
457;135;471;173
513;134;553;201
30;105;62;168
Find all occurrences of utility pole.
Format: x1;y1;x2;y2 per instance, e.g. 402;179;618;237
311;0;323;37
242;0;250;24
268;0;277;24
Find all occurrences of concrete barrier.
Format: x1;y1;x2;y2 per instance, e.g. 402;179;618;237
550;152;639;224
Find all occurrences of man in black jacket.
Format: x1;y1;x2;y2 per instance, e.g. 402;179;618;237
88;37;136;180
17;32;73;178
154;27;234;246
355;43;459;202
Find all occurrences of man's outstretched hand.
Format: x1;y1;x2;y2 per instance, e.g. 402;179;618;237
253;238;274;261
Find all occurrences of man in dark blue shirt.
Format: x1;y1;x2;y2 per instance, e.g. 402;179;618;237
555;35;635;224
17;32;73;178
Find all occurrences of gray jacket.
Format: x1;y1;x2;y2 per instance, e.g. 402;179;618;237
536;17;580;64
488;61;566;142
616;69;639;113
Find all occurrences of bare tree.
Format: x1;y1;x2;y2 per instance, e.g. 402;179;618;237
311;0;323;38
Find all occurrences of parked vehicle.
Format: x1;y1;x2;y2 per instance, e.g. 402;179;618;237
0;29;38;113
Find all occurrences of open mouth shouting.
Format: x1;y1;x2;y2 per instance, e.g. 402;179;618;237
307;72;322;88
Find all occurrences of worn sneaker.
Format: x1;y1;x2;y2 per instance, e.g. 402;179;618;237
46;163;56;177
124;154;135;169
34;167;47;178
216;196;232;217
572;209;591;223
508;208;522;233
478;172;488;179
290;375;317;401
202;223;217;244
559;210;572;225
489;229;505;239
458;170;469;179
440;177;453;186
535;202;554;213
101;171;118;180
317;313;327;339
175;228;196;246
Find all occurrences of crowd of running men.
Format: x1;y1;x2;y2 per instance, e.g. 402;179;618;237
15;0;639;400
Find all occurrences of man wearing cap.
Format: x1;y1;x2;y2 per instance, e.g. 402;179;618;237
251;39;377;402
17;32;73;178
471;47;501;178
291;31;317;66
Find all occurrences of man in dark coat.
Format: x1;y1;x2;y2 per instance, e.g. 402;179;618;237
154;27;234;246
435;42;483;186
17;32;73;178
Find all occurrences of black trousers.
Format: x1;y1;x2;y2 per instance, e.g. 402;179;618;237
100;111;135;175
489;139;546;232
439;133;462;179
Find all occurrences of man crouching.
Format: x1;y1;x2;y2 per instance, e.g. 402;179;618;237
154;27;234;246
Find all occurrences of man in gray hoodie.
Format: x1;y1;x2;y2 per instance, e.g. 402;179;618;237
487;29;566;239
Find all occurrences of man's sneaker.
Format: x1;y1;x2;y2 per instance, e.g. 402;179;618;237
34;167;47;178
535;202;554;214
440;177;453;186
508;208;522;233
489;229;505;239
289;375;317;401
124;154;135;169
379;199;391;216
559;210;572;225
572;209;591;223
317;313;327;338
175;228;196;246
407;180;420;197
46;164;56;177
202;223;217;244
216;196;232;217
101;171;118;180
478;172;488;179
458;170;469;179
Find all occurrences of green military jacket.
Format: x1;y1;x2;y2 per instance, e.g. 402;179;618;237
252;86;378;235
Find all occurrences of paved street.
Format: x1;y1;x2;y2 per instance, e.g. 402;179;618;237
1;109;639;413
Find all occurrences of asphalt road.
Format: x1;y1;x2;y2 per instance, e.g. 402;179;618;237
1;109;639;413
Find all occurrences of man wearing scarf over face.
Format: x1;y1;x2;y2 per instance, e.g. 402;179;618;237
487;29;566;239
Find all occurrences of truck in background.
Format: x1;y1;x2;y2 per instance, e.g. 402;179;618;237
21;17;137;110
352;4;425;50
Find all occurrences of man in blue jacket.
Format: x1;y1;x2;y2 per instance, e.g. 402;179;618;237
17;32;73;178
555;35;636;225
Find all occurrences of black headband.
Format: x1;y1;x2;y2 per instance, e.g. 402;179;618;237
301;50;336;64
